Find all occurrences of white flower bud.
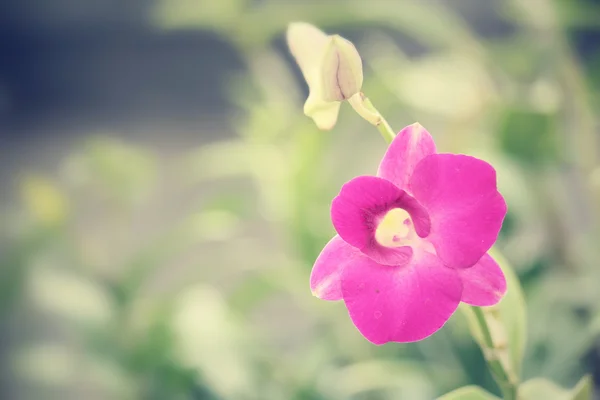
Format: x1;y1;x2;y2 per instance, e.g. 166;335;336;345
320;35;363;102
286;23;363;130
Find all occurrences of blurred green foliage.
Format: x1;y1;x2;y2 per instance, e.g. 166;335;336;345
2;0;600;399
438;386;499;400
498;109;560;167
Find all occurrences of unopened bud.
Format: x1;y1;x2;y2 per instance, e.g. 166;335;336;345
286;23;364;130
320;35;363;102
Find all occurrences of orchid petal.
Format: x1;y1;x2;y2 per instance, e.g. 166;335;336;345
287;22;342;130
341;251;463;344
310;235;358;301
410;154;507;268
320;35;363;102
331;175;431;265
303;95;341;131
286;22;329;89
377;123;437;191
458;253;507;306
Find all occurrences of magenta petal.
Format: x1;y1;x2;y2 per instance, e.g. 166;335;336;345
341;251;463;344
310;235;359;301
331;176;402;249
377;123;437;191
410;154;507;268
331;175;432;265
458;253;506;306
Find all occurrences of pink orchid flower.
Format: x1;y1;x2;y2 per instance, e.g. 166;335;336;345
311;123;508;344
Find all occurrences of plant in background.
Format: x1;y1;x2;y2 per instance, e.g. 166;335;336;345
5;1;598;397
287;22;593;400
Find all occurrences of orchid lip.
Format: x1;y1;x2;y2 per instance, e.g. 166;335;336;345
330;175;432;266
374;208;413;248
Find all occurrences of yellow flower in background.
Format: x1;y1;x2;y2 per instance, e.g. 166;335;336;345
21;175;68;226
287;22;364;130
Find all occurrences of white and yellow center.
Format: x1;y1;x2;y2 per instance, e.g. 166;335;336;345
374;208;413;248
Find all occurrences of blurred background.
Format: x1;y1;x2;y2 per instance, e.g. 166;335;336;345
1;0;600;399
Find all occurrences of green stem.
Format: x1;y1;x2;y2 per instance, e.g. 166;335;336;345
472;307;519;400
375;117;396;145
348;93;396;144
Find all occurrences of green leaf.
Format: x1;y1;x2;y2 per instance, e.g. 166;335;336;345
323;360;436;399
498;108;560;168
519;379;569;400
570;375;593;400
67;137;157;207
519;376;593;400
437;385;500;400
491;249;527;376
461;249;527;378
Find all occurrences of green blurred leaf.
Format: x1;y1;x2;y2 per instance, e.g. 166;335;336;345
116;211;231;301
321;360;436;399
518;375;593;400
571;375;593;400
437;385;500;400
498;109;560;167
461;249;527;379
13;343;135;397
0;226;61;314
492;249;527;377
393;54;494;119
228;272;277;314
519;379;566;400
63;137;157;206
152;0;246;31
554;1;600;28
29;267;113;326
171;285;255;398
182;141;285;181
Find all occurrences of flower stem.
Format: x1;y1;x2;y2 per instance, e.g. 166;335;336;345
348;93;396;144
375;117;396;145
472;307;519;400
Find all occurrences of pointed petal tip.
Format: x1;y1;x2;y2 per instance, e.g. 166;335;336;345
286;22;327;49
286;21;320;35
310;236;358;301
310;280;328;299
286;22;329;83
377;122;436;190
311;286;341;300
409;121;424;130
406;122;428;138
